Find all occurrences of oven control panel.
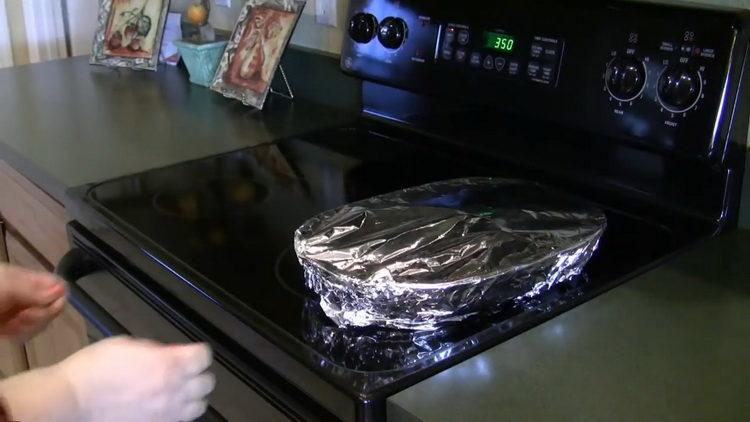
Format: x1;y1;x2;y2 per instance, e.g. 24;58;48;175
437;24;564;87
596;20;732;155
342;4;567;90
340;0;743;159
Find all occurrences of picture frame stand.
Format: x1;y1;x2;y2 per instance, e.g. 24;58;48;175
270;65;294;100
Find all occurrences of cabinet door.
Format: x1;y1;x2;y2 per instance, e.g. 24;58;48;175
5;231;88;368
0;160;70;265
0;222;30;377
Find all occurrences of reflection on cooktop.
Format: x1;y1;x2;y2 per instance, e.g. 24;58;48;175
302;275;589;373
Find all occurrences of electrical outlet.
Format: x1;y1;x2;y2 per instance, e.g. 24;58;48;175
215;0;231;7
315;0;337;27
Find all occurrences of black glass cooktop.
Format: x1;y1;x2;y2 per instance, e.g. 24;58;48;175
84;125;705;397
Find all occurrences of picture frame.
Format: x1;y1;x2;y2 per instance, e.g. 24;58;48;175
90;0;171;71
210;0;306;109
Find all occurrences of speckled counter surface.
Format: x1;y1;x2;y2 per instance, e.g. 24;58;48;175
388;230;750;421
0;53;357;204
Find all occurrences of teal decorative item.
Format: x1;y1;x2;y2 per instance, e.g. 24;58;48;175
174;40;227;87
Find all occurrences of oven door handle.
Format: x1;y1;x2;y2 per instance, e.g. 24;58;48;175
57;248;129;336
55;249;228;422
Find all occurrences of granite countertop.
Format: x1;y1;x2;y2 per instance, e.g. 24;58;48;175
388;230;750;421
0;54;357;204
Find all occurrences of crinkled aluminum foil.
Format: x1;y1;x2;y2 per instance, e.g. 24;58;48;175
294;178;606;330
302;275;590;373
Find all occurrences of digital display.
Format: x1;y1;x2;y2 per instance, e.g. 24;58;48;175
484;32;515;52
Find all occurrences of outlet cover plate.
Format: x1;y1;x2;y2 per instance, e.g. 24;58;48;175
315;0;337;27
215;0;231;7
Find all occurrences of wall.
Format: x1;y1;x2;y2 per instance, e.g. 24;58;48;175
62;0;351;57
206;0;350;55
687;0;750;6
66;0;99;56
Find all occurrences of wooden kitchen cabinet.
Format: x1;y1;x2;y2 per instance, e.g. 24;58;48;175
0;221;30;378
0;161;69;265
0;160;88;371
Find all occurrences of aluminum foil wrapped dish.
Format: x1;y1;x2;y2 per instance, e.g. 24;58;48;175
294;178;606;330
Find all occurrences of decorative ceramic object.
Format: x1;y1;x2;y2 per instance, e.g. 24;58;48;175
175;40;228;87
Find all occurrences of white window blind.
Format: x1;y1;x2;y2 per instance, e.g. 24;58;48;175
0;0;13;67
21;0;68;63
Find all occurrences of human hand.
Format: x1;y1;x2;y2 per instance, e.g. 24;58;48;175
0;264;66;341
56;336;215;422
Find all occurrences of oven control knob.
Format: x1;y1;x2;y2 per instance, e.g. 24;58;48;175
604;56;647;102
378;17;407;49
348;13;378;43
657;65;702;113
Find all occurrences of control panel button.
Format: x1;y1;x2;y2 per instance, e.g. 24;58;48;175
604;56;646;102
541;64;554;82
378;17;408;49
457;29;470;45
442;48;454;60
412;48;427;62
455;49;467;63
444;27;456;44
659;41;675;52
483;55;495;70
530;43;543;58
348;13;379;43
527;61;541;78
543;46;559;59
700;48;716;59
657;64;702;112
469;52;482;67
495;57;506;71
508;61;520;75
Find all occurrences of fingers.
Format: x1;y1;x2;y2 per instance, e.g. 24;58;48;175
169;343;213;377
48;295;67;315
15;300;62;323
177;399;209;422
2;267;66;308
174;348;214;421
0;296;66;338
181;372;216;401
0;266;67;340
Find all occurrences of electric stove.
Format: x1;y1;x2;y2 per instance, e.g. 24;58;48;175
61;1;750;421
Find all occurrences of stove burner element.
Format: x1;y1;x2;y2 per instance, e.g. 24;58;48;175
152;178;269;220
152;189;202;220
274;247;309;299
207;177;270;208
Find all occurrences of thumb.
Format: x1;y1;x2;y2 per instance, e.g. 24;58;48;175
166;343;213;377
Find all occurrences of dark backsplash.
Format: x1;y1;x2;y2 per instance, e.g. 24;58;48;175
279;46;362;111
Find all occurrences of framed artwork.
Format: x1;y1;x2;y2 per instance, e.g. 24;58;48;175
90;0;171;70
210;0;306;109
